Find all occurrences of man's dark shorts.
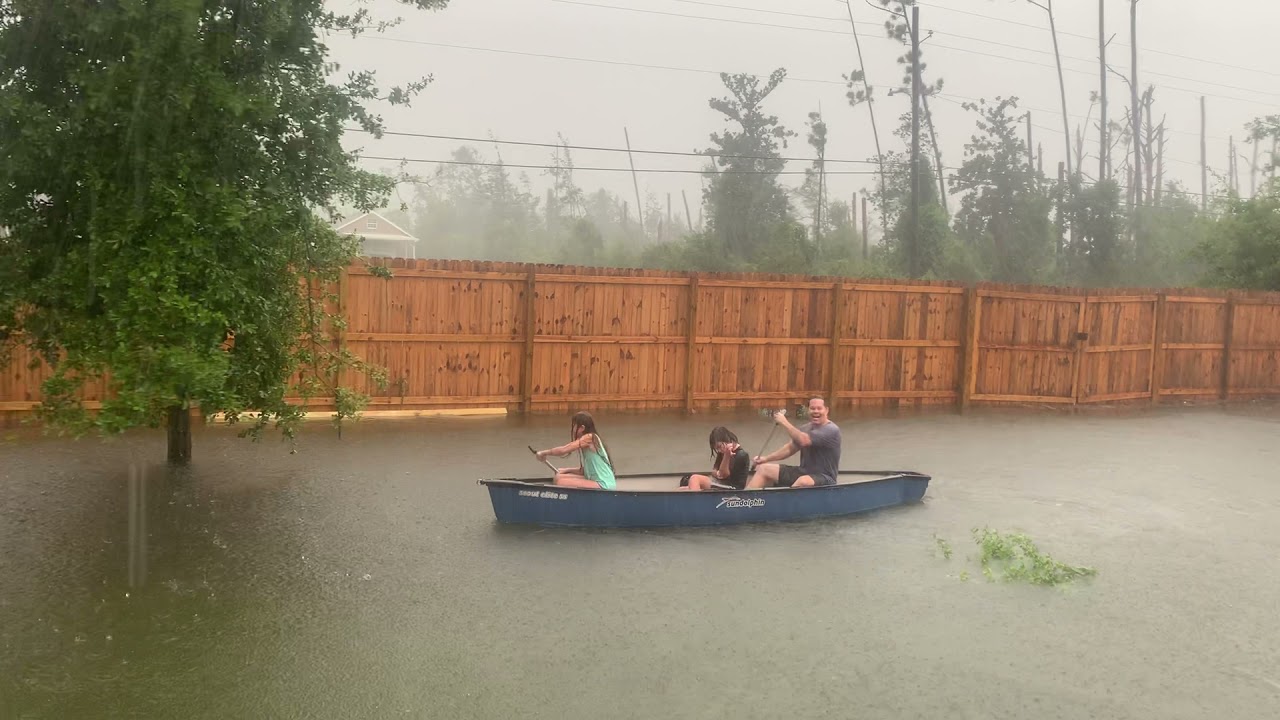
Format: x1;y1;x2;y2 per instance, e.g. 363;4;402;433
777;465;836;487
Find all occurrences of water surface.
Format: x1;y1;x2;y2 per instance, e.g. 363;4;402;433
3;405;1278;718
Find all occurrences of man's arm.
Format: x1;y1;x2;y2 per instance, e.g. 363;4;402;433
754;440;797;465
774;411;814;448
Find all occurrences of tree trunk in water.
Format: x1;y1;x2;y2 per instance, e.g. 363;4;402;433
167;405;192;464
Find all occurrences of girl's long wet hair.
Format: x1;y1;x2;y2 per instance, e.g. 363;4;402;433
571;411;614;471
709;426;738;462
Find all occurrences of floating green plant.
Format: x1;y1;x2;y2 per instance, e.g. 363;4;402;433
971;527;1097;586
930;528;1097;587
933;534;953;560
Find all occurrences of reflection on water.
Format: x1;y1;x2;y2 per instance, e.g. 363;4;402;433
127;465;147;590
2;404;1280;719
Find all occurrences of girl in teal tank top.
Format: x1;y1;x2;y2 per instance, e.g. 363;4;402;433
533;411;616;490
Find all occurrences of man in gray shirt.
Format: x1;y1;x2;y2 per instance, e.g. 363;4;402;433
746;397;842;489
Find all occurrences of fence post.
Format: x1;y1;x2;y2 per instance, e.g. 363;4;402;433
828;281;844;410
1150;293;1166;404
335;268;347;394
1220;294;1236;402
520;267;536;414
959;286;978;412
684;275;699;412
1070;293;1090;404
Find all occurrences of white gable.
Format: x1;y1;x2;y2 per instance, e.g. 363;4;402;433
335;211;418;243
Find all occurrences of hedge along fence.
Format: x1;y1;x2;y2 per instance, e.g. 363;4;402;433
4;257;1280;418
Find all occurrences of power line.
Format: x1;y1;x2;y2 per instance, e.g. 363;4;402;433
549;0;869;37
355;146;1241;201
922;43;1267;106
675;0;849;24
361;33;1270;129
552;0;1277;105
355;124;1221;172
354;155;885;175
363;36;847;87
350;38;1251;169
926;31;1278;99
348;128;888;165
933;92;1231;143
912;0;1280;79
702;0;1280;92
351;36;1249;173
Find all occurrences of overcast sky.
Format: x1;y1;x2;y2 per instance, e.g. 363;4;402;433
330;0;1280;226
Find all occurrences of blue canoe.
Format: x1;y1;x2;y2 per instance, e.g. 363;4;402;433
478;470;930;529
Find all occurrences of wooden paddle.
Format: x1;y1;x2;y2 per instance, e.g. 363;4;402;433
750;408;785;472
528;445;560;475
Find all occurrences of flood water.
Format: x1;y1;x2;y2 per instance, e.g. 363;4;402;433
2;404;1279;719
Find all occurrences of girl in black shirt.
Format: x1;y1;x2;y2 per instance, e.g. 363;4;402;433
678;426;751;491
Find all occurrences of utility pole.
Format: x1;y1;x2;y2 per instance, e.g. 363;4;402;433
1026;113;1035;172
1057;162;1066;256
909;5;921;278
1099;0;1108;181
1250;138;1259;198
1229;136;1237;196
843;0;887;238
1156;126;1165;205
851;191;857;244
1130;0;1141;206
623;127;644;235
816;112;826;249
1200;97;1208;211
862;195;869;260
1152;96;1162;203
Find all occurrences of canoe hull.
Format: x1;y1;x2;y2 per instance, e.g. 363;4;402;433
478;471;930;529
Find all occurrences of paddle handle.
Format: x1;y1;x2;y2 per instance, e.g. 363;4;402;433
752;423;780;473
528;445;560;474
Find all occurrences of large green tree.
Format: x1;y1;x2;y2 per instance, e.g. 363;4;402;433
700;69;798;260
0;0;449;462
950;98;1057;283
1198;179;1280;291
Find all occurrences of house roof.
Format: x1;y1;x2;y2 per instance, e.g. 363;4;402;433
334;211;419;244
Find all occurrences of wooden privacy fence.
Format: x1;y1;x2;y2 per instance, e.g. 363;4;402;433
4;258;1280;416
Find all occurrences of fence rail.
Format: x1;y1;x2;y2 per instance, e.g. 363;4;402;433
4;258;1280;417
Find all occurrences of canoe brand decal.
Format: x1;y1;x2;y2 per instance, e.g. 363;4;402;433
716;496;765;509
519;489;569;500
